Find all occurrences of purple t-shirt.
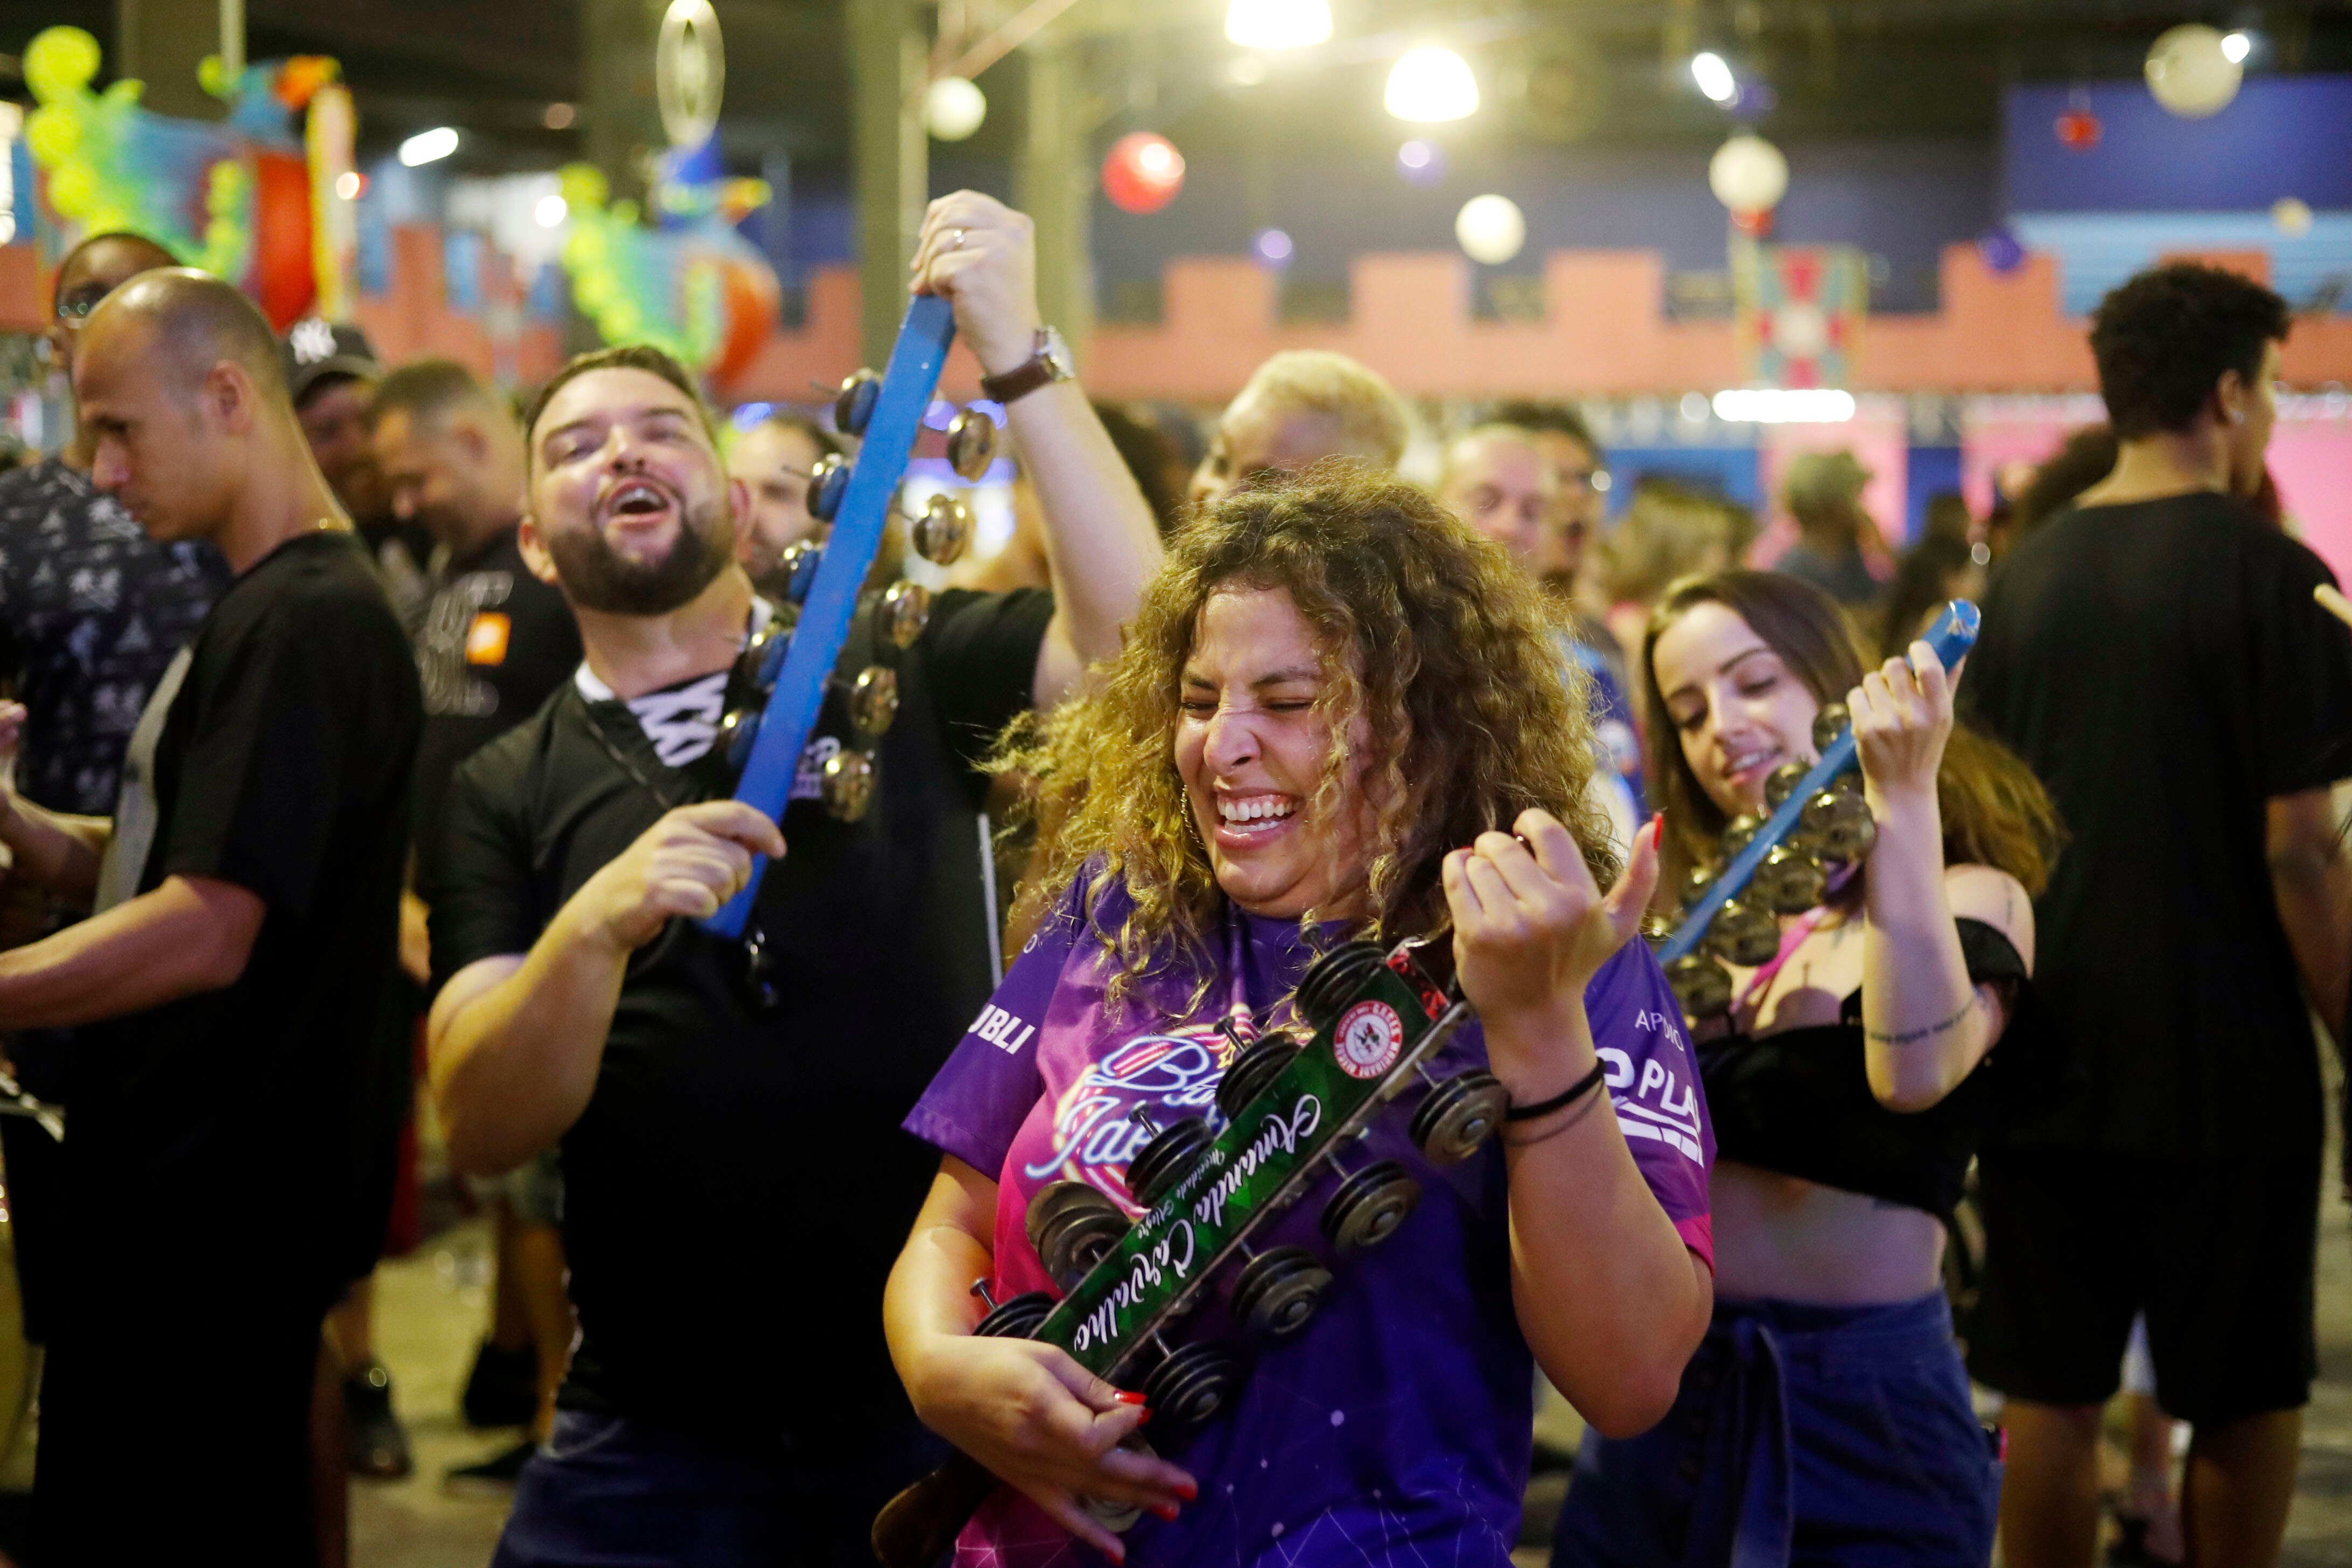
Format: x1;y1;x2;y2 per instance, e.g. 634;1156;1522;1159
904;874;1714;1568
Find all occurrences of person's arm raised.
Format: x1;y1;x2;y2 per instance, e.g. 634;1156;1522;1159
1445;813;1712;1438
429;800;785;1177
908;192;1164;709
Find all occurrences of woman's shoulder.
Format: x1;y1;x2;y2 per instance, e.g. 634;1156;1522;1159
1942;862;2034;969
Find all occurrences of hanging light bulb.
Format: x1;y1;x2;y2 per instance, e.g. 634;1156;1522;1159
1225;0;1332;50
1385;47;1479;123
1691;52;1737;104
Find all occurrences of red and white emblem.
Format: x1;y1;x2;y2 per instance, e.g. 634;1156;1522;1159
1333;1000;1405;1080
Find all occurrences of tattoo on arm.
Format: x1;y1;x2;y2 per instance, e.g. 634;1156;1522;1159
1865;992;1978;1046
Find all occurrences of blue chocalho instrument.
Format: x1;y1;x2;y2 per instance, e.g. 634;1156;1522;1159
700;293;996;942
1657;598;1979;1018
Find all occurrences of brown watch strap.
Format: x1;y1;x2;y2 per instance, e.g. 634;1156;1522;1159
978;353;1058;405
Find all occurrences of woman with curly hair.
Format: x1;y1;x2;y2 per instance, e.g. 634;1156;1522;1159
1553;570;2063;1568
884;467;1717;1566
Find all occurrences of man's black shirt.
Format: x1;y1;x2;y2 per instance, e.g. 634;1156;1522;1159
410;525;582;903
1968;492;2352;1156
0;459;228;814
72;531;422;1294
434;586;1052;1446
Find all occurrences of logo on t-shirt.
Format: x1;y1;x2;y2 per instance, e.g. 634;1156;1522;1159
1333;1000;1404;1080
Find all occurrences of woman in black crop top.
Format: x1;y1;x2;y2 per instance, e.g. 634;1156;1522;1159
1554;571;2062;1568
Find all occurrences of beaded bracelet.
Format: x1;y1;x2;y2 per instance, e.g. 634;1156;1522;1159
1502;1058;1608;1122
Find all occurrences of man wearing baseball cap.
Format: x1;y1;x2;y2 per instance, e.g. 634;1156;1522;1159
284;317;434;632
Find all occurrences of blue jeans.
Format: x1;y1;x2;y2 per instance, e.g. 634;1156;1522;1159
1551;1292;2000;1568
492;1408;947;1568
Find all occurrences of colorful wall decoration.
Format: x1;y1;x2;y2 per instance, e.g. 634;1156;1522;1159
1734;241;1868;388
21;25;352;329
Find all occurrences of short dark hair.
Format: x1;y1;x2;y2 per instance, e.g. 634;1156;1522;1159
1487;399;1597;456
53;230;177;304
2090;264;2289;440
522;345;716;457
372;357;497;430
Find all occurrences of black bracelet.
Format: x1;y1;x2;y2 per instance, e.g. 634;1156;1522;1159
1503;1059;1609;1122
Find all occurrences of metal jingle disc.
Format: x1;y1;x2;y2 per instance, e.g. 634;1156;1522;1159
718;707;760;773
912;492;974;567
1040;1208;1129;1287
1215;1034;1304;1122
806;453;852;524
1763;761;1813;812
737;617;789;690
1801;784;1878;863
1665;953;1735;1019
877;580;932;650
1410;1069;1510;1165
1706;897;1782;967
972;1290;1056;1340
834;368;881;437
1229;1246;1332;1341
1078;1493;1145;1534
820;749;876;822
775;540;823;606
1128;1115;1215;1210
1680;863;1717;911
1319;1159;1422;1254
1720;812;1763;862
1811;702;1851;757
1751;844;1828;915
848;665;900;738
1294;940;1389;1028
1025;1179;1115;1250
1142;1340;1245;1429
945;407;997;481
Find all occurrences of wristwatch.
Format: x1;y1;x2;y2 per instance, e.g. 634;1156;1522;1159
978;326;1074;405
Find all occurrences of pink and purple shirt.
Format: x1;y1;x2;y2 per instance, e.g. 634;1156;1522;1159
905;874;1714;1567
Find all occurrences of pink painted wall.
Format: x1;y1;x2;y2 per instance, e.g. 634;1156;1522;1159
726;243;2352;405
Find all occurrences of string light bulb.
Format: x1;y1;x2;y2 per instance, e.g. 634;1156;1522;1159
1224;0;1331;50
1385;47;1479;123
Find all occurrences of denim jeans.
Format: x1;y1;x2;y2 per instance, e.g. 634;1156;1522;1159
1551;1292;2000;1568
492;1407;948;1568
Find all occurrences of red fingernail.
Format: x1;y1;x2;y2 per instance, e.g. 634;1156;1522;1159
1175;1480;1199;1502
1135;1406;1151;1426
1114;1390;1147;1406
1154;1503;1181;1522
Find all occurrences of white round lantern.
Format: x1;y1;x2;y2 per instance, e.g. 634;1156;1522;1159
2273;196;2314;237
924;76;988;141
2145;24;2242;120
1708;133;1788;214
1455;194;1526;265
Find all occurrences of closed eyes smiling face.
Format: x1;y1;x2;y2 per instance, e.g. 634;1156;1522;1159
1650;600;1823;818
1173;586;1374;921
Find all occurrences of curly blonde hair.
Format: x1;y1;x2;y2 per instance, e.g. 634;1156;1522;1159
998;463;1618;1012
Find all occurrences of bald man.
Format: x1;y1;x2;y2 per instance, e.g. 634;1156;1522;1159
0;270;421;1564
1188;348;1411;507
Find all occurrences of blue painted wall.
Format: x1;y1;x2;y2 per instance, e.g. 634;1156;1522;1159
2004;76;2352;213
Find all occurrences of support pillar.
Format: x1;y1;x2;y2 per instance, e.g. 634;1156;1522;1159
1017;34;1091;372
114;0;231;120
849;0;926;370
582;0;666;208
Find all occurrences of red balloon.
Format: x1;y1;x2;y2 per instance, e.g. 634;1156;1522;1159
248;151;317;330
1102;132;1186;215
710;256;782;389
2055;109;2102;151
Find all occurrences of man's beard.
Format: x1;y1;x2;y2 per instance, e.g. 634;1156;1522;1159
549;495;736;615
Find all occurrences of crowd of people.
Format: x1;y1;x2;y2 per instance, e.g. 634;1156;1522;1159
0;187;2342;1568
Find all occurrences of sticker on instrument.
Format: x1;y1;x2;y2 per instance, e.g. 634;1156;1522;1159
1334;1000;1404;1079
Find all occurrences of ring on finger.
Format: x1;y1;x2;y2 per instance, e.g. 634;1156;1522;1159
950;227;968;251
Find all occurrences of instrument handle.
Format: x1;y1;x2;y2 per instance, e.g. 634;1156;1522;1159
1657;597;1979;964
702;293;959;939
871;1448;999;1568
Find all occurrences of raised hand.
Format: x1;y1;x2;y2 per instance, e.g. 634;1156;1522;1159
1850;641;1959;807
1443;809;1661;1037
908;191;1042;379
907;1334;1196;1562
571;800;786;954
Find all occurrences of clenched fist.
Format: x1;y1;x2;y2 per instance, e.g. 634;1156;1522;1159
572;800;786;954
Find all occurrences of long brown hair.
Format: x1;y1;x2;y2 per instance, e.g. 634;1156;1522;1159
1641;570;2062;897
998;463;1615;1011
